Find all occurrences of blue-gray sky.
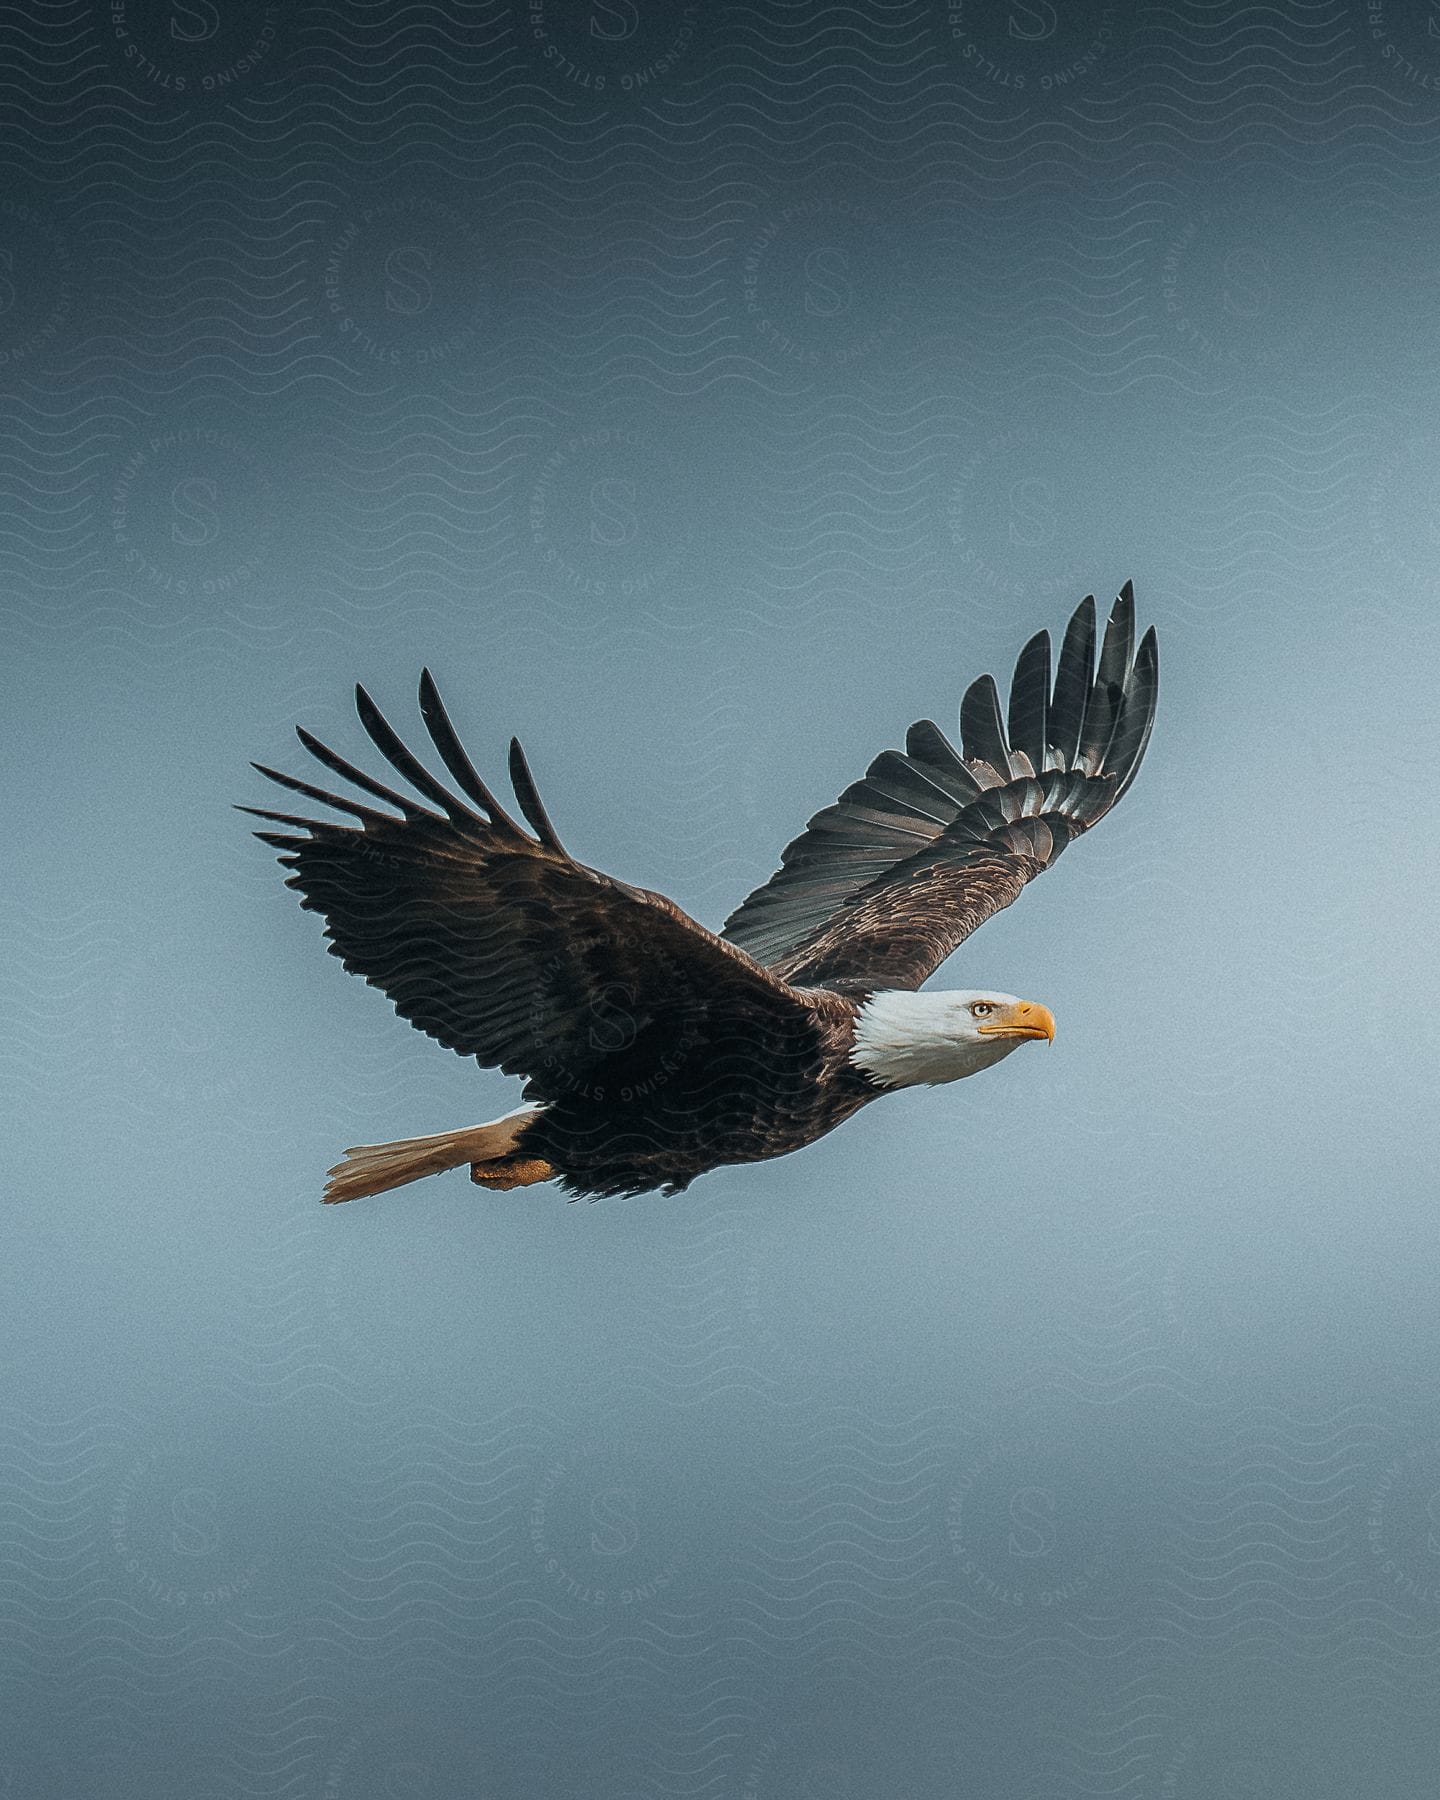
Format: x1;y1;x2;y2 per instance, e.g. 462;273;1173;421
4;2;1440;1795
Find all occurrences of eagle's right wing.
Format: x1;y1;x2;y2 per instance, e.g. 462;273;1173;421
244;673;812;1103
721;586;1158;992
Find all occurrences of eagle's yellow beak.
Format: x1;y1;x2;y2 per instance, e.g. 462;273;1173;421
976;1000;1055;1043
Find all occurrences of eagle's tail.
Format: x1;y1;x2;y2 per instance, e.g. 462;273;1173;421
322;1105;549;1204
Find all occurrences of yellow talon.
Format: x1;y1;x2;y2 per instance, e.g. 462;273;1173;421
470;1155;555;1191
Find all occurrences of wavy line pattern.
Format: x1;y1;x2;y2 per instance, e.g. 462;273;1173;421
6;0;1440;1791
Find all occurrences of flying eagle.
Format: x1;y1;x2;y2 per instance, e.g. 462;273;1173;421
246;584;1156;1204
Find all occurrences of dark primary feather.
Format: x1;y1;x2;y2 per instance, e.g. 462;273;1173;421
416;666;525;837
1006;630;1050;776
1049;596;1096;770
959;672;1010;778
507;738;567;854
720;584;1159;990
243;675;814;1105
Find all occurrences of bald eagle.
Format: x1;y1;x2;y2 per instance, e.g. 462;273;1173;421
245;584;1156;1204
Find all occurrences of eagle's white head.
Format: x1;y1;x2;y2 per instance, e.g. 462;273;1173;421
849;989;1056;1090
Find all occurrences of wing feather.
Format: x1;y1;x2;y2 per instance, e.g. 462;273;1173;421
903;721;986;802
1006;628;1050;777
1048;594;1096;770
507;738;568;854
1111;625;1159;800
959;672;1012;778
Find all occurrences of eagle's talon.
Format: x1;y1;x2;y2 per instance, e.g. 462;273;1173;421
471;1155;554;1192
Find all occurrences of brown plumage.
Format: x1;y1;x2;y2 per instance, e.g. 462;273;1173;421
244;584;1158;1201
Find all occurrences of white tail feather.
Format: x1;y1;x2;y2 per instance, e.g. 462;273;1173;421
323;1106;543;1204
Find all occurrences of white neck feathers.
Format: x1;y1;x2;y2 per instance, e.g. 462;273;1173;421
849;990;1020;1089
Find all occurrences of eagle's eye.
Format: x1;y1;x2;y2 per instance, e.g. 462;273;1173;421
970;1001;994;1018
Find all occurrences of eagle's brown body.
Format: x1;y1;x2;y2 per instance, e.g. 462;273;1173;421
510;986;873;1196
245;586;1157;1202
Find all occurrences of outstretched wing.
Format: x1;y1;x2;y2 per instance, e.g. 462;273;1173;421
721;584;1158;991
243;672;809;1103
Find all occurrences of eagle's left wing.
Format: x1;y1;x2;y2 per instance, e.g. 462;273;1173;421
721;586;1158;992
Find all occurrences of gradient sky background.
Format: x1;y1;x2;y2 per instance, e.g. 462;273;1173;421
4;1;1440;1795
